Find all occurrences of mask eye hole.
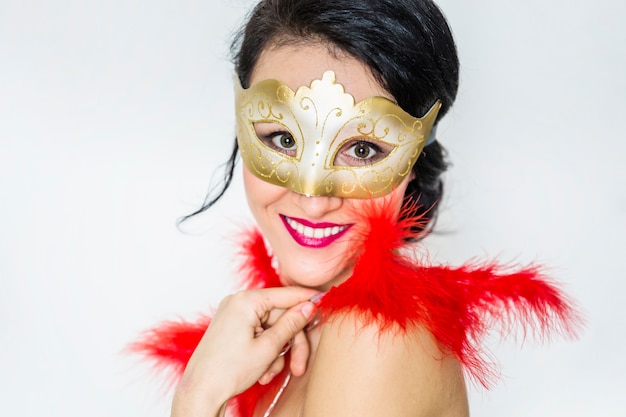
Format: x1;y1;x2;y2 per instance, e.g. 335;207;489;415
253;122;297;157
334;139;394;167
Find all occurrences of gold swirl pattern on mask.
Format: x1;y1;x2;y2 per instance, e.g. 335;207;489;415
235;71;440;198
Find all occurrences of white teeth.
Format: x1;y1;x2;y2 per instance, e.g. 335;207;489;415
285;217;347;239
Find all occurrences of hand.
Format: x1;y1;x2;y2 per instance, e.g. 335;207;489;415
171;287;319;417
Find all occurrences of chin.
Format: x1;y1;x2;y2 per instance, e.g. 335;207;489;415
279;261;349;291
270;230;356;289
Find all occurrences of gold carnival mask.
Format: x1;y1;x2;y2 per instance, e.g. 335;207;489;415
235;70;441;199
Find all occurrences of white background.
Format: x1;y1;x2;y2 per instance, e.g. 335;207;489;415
1;0;624;416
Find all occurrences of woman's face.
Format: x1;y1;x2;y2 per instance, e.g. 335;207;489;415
243;43;412;291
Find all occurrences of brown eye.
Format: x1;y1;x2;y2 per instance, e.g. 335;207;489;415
350;142;373;159
272;132;296;150
346;141;378;161
335;139;392;167
253;122;298;157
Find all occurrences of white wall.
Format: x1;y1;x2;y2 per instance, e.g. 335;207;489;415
1;1;624;416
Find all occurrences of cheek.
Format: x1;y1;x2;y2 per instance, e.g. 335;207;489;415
242;166;286;216
349;176;412;223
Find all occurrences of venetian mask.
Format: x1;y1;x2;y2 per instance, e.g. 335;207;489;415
235;70;440;198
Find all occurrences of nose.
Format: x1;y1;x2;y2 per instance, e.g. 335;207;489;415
292;192;344;219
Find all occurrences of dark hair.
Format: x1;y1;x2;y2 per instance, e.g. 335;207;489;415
185;0;459;234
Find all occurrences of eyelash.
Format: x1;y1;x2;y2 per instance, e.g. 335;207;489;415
338;140;386;166
259;130;297;157
255;128;389;166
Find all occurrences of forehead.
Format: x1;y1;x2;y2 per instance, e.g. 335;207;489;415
250;42;393;103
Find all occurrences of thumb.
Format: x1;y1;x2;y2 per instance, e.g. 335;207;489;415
259;302;315;353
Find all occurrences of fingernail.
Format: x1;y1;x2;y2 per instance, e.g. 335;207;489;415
301;302;314;319
310;291;327;304
260;373;274;385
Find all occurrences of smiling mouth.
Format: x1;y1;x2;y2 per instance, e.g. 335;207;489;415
281;215;352;248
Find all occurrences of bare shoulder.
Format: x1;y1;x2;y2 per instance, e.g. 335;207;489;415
302;313;469;417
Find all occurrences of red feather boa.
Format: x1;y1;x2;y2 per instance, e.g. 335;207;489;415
129;197;582;415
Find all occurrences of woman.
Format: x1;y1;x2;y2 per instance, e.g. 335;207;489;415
132;1;579;416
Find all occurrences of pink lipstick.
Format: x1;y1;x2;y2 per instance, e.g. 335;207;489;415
280;215;352;248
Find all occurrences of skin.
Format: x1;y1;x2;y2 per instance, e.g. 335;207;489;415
244;42;410;292
171;42;469;417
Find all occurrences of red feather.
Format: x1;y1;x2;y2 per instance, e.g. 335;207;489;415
127;315;211;387
236;227;281;289
317;195;583;387
129;229;282;415
129;194;582;413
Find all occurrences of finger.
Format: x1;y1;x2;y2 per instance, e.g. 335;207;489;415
289;329;310;376
262;307;287;329
257;301;314;355
258;355;286;385
252;287;320;311
220;288;316;330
